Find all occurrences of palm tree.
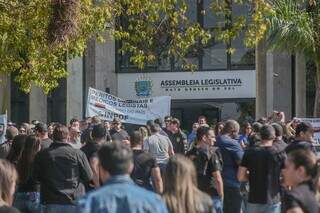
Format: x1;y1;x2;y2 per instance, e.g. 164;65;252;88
266;0;320;116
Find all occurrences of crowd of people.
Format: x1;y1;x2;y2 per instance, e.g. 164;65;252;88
0;111;318;213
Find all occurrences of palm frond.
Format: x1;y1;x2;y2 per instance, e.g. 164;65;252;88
266;0;316;58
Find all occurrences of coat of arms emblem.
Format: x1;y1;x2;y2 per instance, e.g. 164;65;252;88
135;76;152;97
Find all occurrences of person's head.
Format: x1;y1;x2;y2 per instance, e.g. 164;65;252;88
196;126;215;145
98;142;133;183
198;116;207;126
259;125;276;142
139;126;149;139
52;124;69;142
295;122;314;142
80;120;89;131
271;123;283;139
16;135;41;184
104;121;111;130
163;155;203;213
69;127;81;141
214;122;224;136
19;123;31;135
112;118;122;131
191;123;199;133
257;117;268;124
221;120;240;138
69;118;80;129
34;122;48;139
154;118;164;128
0;159;17;206
91;116;101;126
282;149;320;190
242;122;252;136
149;123;161;134
6;134;27;164
5;126;18;142
170;118;180;132
91;124;106;141
146;120;155;132
252;122;263;133
130;130;143;147
164;116;172;129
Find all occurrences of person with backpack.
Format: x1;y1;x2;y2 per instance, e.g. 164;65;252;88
186;126;223;213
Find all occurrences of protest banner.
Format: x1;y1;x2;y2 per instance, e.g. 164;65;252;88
0;114;7;144
86;87;171;125
298;118;320;143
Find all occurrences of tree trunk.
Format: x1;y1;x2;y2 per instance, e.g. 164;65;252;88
313;61;320;117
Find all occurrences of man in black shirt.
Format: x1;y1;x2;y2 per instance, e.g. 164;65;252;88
168;118;187;154
33;124;92;213
238;125;285;213
81;124;107;191
109;118;129;144
34;122;53;150
130;130;163;193
285;122;316;154
186;126;223;213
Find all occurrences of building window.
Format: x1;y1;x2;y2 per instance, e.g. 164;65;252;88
116;0;255;73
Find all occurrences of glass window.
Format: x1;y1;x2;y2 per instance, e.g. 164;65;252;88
202;42;227;70
231;32;255;69
185;0;197;23
203;0;224;28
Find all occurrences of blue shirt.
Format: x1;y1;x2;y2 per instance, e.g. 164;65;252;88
217;135;244;188
187;131;197;145
238;135;249;146
77;175;168;213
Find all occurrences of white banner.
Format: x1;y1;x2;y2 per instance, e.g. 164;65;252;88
298;118;320;143
86;87;171;125
118;70;256;100
0;114;7;144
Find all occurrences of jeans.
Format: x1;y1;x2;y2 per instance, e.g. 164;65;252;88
41;204;76;213
13;192;40;213
212;196;223;213
223;186;242;213
247;202;281;213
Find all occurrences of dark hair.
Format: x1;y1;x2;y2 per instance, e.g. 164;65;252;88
16;135;41;183
130;130;142;146
170;118;180;127
252;122;263;133
295;122;313;137
98;142;133;175
150;123;160;133
241;121;252;135
52;124;69;141
271;123;283;137
214;122;224;136
34;122;48;133
154;118;163;127
7;134;27;165
146;120;155;127
69;118;79;126
198;115;207;121
196;126;211;141
260;125;276;140
91;124;106;139
164;116;172;121
288;149;320;192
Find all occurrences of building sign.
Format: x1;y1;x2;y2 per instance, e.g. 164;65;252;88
86;87;171;125
118;70;256;100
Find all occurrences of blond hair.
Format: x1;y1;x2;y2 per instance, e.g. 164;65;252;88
0;159;17;204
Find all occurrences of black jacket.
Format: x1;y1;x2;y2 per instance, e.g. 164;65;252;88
33;141;93;205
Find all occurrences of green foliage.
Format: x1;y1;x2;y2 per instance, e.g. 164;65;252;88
0;0;111;93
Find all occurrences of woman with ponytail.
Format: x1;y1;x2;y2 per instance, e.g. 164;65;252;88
282;149;320;213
